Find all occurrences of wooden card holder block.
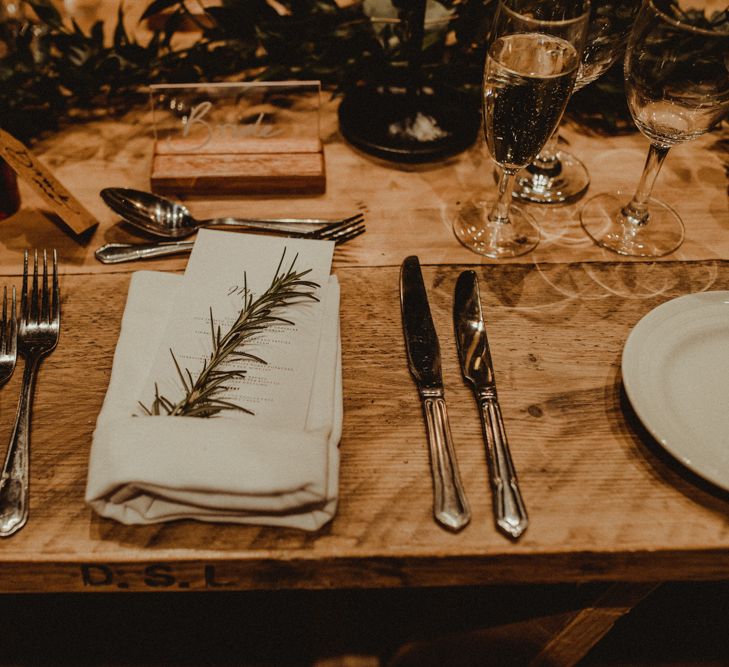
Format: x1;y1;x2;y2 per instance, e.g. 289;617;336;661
150;137;326;196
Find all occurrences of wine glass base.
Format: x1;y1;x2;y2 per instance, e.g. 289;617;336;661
580;190;684;257
452;200;539;258
509;150;590;204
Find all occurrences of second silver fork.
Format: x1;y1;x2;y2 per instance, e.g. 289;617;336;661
0;286;17;385
0;250;60;537
94;217;366;264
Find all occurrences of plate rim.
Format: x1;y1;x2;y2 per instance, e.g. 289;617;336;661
621;290;729;490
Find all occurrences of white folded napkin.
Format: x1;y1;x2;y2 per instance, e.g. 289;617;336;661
85;270;341;531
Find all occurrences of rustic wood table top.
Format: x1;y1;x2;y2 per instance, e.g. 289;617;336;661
0;98;728;596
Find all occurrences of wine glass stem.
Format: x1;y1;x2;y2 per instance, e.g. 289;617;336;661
622;143;670;226
489;168;518;224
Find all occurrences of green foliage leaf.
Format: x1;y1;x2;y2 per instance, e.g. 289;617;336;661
27;0;63;28
0;0;680;143
140;0;182;21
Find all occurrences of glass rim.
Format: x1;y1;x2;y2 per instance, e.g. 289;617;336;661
497;0;590;28
647;0;729;38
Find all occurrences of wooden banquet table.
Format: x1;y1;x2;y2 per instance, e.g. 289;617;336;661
0;98;728;665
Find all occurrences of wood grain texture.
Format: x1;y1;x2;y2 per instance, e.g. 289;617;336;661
0;261;728;592
528;583;657;667
0;104;726;275
150;151;326;195
387;583;657;667
4;6;727;664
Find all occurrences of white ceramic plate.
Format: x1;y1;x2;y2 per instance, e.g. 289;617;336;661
622;291;729;490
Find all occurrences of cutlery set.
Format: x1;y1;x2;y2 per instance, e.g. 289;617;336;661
0;226;513;541
95;188;366;263
401;256;528;539
0;250;60;537
0;248;521;539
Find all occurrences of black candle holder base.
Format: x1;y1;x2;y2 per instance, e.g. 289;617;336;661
338;86;479;164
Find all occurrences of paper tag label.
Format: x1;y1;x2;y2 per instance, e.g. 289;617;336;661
0;128;98;235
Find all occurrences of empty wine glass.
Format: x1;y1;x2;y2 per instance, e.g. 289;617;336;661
453;0;589;258
513;0;641;203
581;0;729;256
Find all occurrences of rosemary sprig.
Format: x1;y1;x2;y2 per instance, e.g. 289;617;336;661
139;250;320;418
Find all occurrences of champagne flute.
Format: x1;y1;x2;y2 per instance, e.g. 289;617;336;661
581;0;729;257
453;0;589;259
513;0;641;203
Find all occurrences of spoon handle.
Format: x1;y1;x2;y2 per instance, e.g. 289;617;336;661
95;241;194;264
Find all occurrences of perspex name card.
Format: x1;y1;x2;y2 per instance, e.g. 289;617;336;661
149;81;325;196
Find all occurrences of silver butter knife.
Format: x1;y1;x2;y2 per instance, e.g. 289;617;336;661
400;256;470;532
453;270;528;539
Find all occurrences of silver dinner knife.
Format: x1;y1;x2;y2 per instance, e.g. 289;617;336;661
453;270;528;539
400;256;470;532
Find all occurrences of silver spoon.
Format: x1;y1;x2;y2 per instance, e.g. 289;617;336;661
100;188;365;240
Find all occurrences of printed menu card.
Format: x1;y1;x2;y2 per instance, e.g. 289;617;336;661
140;230;334;429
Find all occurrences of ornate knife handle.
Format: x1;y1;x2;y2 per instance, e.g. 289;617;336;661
478;393;528;539
422;393;471;532
95;241;195;264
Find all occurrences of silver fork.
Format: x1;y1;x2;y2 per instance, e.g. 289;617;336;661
0;250;60;537
94;215;366;264
0;286;17;385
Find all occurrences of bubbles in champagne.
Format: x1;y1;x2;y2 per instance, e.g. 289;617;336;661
484;33;579;170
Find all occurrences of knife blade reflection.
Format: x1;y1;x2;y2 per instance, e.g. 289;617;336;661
454;270;528;539
400;256;470;532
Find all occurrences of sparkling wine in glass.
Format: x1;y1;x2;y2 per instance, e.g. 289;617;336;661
452;0;589;258
580;0;729;257
512;0;641;204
